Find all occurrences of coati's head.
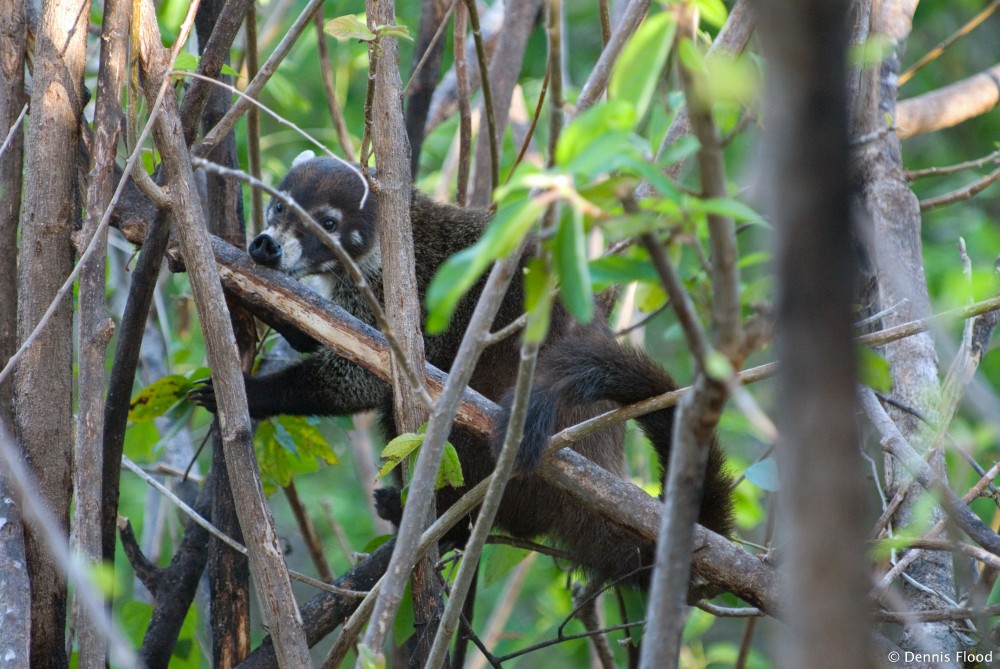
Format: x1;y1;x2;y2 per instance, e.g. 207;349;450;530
248;151;377;278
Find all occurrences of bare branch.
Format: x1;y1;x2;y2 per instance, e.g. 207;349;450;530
896;63;1000;139
0;427;138;667
194;0;326;158
919;163;1000;211
135;0;311;661
859;388;1000;559
121;456;366;598
899;0;1000;85
574;0;652;115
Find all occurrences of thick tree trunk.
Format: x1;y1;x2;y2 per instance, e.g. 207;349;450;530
0;0;24;431
756;0;874;667
16;0;90;666
855;0;966;657
0;3;27;658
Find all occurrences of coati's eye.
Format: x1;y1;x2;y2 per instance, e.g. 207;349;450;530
322;218;338;232
274;202;284;213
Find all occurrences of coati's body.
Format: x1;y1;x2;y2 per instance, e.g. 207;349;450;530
202;155;734;587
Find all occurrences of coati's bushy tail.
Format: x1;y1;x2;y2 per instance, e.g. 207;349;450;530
495;329;735;538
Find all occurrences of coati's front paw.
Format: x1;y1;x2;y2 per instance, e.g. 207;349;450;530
373;487;403;526
188;378;218;413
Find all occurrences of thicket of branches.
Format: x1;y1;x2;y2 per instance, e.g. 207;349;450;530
1;0;1000;668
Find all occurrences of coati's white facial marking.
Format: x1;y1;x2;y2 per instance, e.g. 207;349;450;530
266;191;292;224
350;230;363;246
315;205;343;233
258;224;304;276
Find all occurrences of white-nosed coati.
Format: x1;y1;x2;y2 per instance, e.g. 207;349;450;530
193;152;734;588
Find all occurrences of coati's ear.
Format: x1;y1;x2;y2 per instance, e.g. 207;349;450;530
292;149;316;167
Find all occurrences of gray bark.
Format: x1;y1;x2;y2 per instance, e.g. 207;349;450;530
16;0;90;665
470;0;544;206
0;0;25;432
756;0;875;668
135;0;311;663
855;0;966;658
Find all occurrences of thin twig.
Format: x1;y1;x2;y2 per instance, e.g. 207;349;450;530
178;70;369;208
504;69;549;185
899;0;1000;85
873;460;1000;594
193;0;326;158
694;601;764;617
0;103;27;161
425;336;542;669
453;0;472;205
919;164;1000;211
314;8;355;158
0;428;138;667
121;456;368;597
402;0;459;99
0;13;184;388
906;148;1000;181
246;4;265;236
322;476;494;669
574;0;653;116
465;0;498;196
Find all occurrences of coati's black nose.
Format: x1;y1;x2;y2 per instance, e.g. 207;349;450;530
248;234;282;266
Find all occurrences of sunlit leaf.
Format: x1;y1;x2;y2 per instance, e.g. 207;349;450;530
374;23;413;40
378;432;425;478
129;375;190;422
693;0;728;28
426;196;546;333
524;257;555;343
483;545;530;586
554;208;594;323
858;347;892;392
609;11;676;119
326;15;376;42
436;442;465;489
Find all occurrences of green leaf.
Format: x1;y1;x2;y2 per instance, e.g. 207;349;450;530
255;416;338;488
589;253;660;289
129;374;190;422
704;351;733;381
172;51;200;72
858;347;892;392
374;23;413;40
326;15;376;42
657;134;700;166
426;197;546;333
744;458;780;492
693;0;729;28
436;442;465;489
357;644;386;669
483;545;530;586
556;101;643;179
609;11;676;119
554;208;594;323
694;197;767;226
378;432;425;479
523;258;555;343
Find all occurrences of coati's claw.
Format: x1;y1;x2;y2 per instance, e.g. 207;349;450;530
188;378;218;413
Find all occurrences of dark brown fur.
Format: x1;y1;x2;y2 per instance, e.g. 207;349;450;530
194;155;734;588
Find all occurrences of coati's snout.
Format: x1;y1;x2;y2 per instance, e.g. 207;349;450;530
248;150;378;279
248;233;282;266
